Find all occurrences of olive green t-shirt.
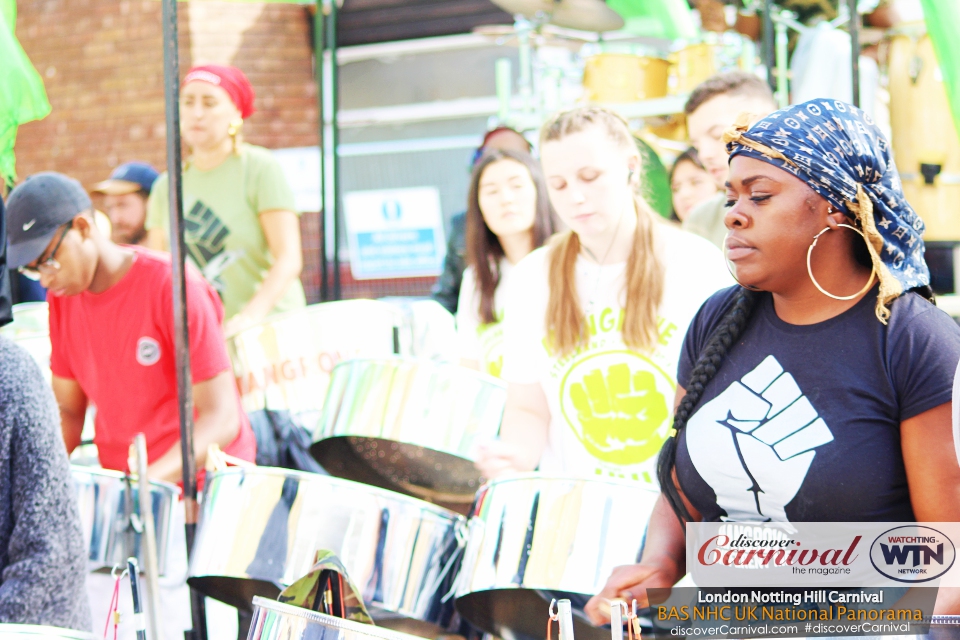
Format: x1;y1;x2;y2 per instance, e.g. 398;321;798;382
146;144;306;319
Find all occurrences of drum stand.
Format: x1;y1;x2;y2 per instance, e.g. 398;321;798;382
496;12;574;132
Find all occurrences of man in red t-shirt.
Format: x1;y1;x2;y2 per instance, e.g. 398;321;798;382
4;172;255;482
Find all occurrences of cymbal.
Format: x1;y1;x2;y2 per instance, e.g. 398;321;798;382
473;23;597;49
490;0;625;33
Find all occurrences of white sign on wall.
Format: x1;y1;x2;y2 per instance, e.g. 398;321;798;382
343;186;446;280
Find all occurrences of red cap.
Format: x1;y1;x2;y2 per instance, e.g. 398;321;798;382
182;65;256;119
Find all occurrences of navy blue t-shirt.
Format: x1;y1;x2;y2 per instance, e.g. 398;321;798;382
676;286;960;523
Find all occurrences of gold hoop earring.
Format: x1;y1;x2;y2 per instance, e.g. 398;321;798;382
806;224;877;301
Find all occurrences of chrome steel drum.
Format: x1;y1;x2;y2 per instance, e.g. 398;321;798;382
0;302;51;378
0;626;95;639
188;467;464;636
230;300;402;430
71;466;179;576
311;358;505;505
454;475;660;640
248;597;430;640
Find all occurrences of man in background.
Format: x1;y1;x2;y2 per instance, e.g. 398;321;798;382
682;72;778;249
91;161;158;246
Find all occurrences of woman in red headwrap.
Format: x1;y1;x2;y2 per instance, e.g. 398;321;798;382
146;64;305;335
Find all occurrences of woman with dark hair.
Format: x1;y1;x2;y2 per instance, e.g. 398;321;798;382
669;147;718;222
457;149;556;376
585;99;960;620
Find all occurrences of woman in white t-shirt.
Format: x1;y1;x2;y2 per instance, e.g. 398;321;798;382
457;149;556;377
476;107;732;485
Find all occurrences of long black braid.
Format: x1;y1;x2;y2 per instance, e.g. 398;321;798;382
656;287;763;524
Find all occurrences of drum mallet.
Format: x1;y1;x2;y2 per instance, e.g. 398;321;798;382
610;600;626;640
558;599;575;640
127;557;148;640
134;433;163;640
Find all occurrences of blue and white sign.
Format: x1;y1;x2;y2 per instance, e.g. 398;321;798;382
343;187;446;280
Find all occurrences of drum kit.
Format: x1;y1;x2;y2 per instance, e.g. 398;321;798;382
471;0;752;132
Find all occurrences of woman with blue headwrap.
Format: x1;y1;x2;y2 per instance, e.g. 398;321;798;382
584;99;960;620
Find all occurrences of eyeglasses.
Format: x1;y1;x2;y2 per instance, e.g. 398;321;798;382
19;222;72;281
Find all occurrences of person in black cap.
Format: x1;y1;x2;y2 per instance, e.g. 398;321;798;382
5;171;256;481
91;161;159;246
0;194;91;628
6;171;257;633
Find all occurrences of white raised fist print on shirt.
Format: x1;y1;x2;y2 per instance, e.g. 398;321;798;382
686;355;834;522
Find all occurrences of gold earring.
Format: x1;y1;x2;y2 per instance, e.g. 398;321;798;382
806;224;877;301
228;119;242;153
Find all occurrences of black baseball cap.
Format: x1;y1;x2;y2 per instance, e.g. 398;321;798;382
5;172;91;268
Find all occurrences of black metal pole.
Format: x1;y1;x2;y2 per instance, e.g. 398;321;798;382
848;0;860;107
326;0;341;300
315;2;328;302
762;0;776;92
160;0;206;638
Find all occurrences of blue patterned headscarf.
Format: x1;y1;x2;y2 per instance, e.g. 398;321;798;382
723;99;928;323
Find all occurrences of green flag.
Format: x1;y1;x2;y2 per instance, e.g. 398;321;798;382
0;0;51;186
920;0;960;140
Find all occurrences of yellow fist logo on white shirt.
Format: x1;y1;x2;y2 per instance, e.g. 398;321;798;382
560;351;674;466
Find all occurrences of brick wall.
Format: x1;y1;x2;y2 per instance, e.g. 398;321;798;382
12;0;437;303
14;0;318;190
14;0;186;189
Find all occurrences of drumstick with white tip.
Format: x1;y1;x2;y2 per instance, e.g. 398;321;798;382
557;599;575;640
610;600;625;640
133;434;162;640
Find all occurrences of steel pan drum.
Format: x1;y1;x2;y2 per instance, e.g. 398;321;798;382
311;358;506;504
71;466;179;575
230;300;402;430
0;626;95;640
188;467;464;636
454;475;660;640
248;597;430;640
